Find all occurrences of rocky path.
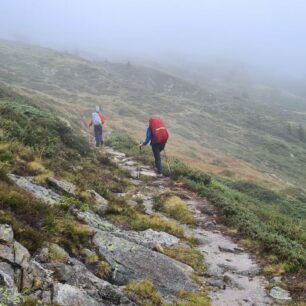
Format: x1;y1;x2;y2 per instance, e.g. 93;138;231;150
2;145;292;305
104;147;282;306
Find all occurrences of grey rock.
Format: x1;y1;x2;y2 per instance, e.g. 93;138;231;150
269;286;291;301
0;244;14;263
117;228;180;248
139;169;157;177
223;274;245;290
14;241;30;269
127;200;138;208
78;211;179;249
0;224;14;243
35;242;69;265
48;177;76;196
53;283;102;306
0;262;15;288
22;260;54;291
125;161;136;166
87;190;108;206
51;258;131;305
270;276;282;285
205;265;225;278
76;211;117;232
8;174;61;204
218;245;243;254
93;230;197;296
206;279;225;289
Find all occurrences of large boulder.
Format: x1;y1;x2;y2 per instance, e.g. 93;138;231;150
93;230;197;297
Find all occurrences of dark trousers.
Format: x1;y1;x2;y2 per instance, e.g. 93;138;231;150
151;143;165;174
94;125;103;147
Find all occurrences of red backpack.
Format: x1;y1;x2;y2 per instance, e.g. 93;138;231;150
149;117;169;144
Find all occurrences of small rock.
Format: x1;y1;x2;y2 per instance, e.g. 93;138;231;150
48;178;76;196
206;279;225;289
125;161;136;166
87;190;108;206
269;286;291;301
205;265;225;278
127;200;138;208
218;245;242;254
153;244;164;254
14;241;30;269
50;263;75;282
0;224;14;244
270;276;282;285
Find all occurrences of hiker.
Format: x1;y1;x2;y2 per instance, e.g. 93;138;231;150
139;117;169;176
89;106;106;147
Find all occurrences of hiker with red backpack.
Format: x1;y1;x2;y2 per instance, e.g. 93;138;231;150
89;106;106;147
139;117;169;176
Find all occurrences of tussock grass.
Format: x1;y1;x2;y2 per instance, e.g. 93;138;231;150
154;193;195;225
175;290;210;306
111;213;185;238
96;261;112;279
125;279;163;306
164;247;205;275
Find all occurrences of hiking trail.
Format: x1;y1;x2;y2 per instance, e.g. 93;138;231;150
104;146;275;306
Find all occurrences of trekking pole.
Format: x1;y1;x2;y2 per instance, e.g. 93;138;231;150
137;145;142;179
163;149;172;175
88;126;91;146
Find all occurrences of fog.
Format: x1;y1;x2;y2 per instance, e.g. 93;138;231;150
1;0;306;79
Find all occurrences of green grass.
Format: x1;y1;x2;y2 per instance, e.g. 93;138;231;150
154;192;195;225
124;279;163;306
107;133;306;272
164;247;205;275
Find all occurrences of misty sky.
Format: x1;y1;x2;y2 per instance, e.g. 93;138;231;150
1;0;306;77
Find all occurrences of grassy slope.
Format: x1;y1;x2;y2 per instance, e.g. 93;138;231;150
1;40;306;191
107;133;306;300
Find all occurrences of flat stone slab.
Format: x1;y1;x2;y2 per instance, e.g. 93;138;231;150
8;174;61;205
93;229;197;296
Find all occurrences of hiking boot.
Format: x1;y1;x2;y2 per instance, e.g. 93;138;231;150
156;173;163;178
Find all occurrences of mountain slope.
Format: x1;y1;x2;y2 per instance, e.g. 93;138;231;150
1;40;306;190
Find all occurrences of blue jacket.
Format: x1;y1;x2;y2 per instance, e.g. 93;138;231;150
143;128;152;145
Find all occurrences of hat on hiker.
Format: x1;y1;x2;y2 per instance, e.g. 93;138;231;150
95;106;101;113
